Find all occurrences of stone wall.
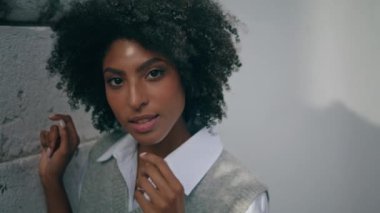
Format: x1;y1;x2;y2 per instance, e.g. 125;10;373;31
0;5;99;210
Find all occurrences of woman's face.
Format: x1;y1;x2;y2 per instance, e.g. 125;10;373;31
103;39;186;145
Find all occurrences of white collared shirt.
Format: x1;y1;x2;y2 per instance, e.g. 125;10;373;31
95;127;268;213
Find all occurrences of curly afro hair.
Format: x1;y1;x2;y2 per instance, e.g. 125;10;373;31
47;0;241;132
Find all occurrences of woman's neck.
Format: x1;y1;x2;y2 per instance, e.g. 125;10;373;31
138;117;191;158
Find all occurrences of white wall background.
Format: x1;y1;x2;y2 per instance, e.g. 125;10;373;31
218;0;380;213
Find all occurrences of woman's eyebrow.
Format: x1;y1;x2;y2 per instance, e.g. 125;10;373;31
103;57;166;75
137;57;166;73
103;67;124;75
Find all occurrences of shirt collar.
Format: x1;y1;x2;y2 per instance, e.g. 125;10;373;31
96;127;223;196
164;127;223;195
96;133;139;211
97;133;137;162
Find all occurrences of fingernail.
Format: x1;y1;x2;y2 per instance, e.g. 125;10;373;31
139;152;147;157
48;114;55;119
59;120;66;128
148;177;157;189
136;186;144;192
47;147;52;158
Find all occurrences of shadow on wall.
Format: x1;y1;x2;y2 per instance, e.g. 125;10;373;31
0;0;10;19
250;101;380;213
0;0;65;25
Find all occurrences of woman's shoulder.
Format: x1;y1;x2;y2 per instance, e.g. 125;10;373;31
212;149;267;190
186;149;268;212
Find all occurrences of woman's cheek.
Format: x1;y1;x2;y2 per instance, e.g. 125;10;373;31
106;92;124;123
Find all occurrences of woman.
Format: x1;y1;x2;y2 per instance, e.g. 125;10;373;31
39;0;268;212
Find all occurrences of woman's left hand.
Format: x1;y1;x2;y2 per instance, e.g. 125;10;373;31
135;152;185;213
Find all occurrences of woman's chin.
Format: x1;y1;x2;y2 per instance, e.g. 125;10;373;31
129;130;164;146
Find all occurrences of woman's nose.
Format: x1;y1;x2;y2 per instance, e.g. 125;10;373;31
128;83;148;111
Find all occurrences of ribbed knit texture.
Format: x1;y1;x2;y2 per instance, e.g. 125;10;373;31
184;150;268;213
78;132;268;213
78;131;142;213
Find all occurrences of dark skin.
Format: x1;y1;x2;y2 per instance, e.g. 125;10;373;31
136;153;185;212
39;114;79;213
39;39;190;212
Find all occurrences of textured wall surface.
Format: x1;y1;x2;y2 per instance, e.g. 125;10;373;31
0;26;99;212
0;26;98;162
0;142;94;212
0;0;82;24
1;0;379;213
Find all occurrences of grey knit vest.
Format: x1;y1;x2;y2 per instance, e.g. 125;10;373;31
78;132;268;213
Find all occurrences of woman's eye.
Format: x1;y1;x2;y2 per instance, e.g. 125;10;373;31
147;69;164;80
107;78;123;87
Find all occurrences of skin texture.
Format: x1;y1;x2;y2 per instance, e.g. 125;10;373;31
103;39;190;156
39;39;189;213
136;152;184;213
39;114;80;213
47;0;241;132
104;39;187;211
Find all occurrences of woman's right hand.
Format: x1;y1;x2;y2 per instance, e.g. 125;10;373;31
39;114;80;185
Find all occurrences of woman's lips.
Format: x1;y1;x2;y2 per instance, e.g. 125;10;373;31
129;114;159;133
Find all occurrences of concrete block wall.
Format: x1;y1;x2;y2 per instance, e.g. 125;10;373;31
0;25;99;212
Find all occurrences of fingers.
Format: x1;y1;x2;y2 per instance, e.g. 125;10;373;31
49;114;80;147
38;114;80;183
39;114;80;158
57;119;70;154
48;125;59;157
40;130;50;156
139;152;184;194
135;153;184;211
137;164;174;206
138;161;173;196
40;130;49;148
134;188;154;212
137;175;161;203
